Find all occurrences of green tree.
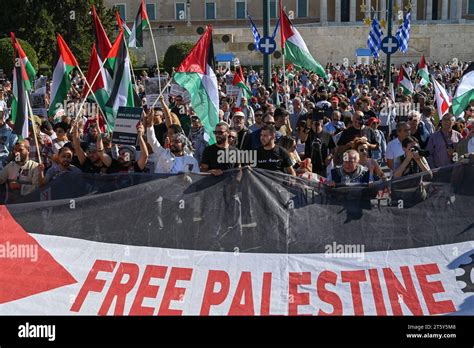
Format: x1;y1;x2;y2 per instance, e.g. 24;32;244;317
163;42;195;74
0;38;38;78
0;0;116;72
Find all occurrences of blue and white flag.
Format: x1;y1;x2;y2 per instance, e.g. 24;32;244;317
247;14;261;51
367;18;384;59
272;18;280;39
396;12;411;54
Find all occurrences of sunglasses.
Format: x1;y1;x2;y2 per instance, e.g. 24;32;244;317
255;114;263;117
408;117;418;121
213;131;226;135
264;122;275;125
228;135;236;139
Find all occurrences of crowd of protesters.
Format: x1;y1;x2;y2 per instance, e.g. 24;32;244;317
0;59;473;203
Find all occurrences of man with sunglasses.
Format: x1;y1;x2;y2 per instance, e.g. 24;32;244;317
249;110;264;132
188;115;208;165
201;122;239;176
71;121;110;174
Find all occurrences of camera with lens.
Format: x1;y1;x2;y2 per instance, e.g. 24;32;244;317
410;146;429;157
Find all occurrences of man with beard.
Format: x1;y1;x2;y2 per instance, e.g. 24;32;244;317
0;140;44;197
44;146;81;182
201;122;239;176
257;125;296;175
106;124;149;173
230;111;251;150
146;111;199;174
71;121;111;174
188;116;209;165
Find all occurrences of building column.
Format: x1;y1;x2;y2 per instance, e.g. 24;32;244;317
441;0;449;20
365;0;371;18
335;0;341;23
350;0;357;22
411;0;417;21
380;0;387;21
426;0;433;21
320;0;328;25
457;0;464;21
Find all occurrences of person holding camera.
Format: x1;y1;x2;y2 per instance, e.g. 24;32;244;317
393;136;431;179
335;111;378;164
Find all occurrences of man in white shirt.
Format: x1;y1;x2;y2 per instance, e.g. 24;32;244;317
146;112;199;174
386;122;411;172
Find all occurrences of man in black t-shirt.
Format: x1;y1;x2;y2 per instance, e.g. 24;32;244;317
201;122;239;176
71;121;110;174
336;111;378;163
256;125;295;175
170;95;191;136
107;124;149;173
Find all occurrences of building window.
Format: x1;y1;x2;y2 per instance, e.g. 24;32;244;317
469;0;474;14
175;2;186;20
270;0;277;19
235;1;246;19
206;2;216;20
116;4;126;21
146;3;156;21
297;0;308;18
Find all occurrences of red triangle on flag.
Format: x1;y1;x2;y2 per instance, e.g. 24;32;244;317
0;206;77;304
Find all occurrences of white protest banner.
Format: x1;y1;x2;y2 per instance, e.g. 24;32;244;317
145;77;168;108
31;92;47;118
111;106;143;146
169;82;191;103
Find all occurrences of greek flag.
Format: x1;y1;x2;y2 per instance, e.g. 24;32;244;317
367;18;383;59
272;18;280;39
396;12;411;54
247;14;261;51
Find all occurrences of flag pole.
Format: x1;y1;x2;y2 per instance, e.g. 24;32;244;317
146;18;163;93
282;51;289;110
149;78;173;109
75;66;109;130
74;56;109;123
123;35;140;95
26;96;42;165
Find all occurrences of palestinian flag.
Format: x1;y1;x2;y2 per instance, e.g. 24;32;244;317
48;34;79;118
116;11;132;41
92;6;112;61
129;0;149;48
279;1;326;78
83;43;110;126
173;26;219;145
397;66;414;96
432;78;451;119
417;55;430;87
452;63;474;116
1;164;474;315
10;33;35;90
11;46;30;139
104;30;135;129
232;66;251;99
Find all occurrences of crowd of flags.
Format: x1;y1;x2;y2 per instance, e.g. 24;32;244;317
6;0;474;145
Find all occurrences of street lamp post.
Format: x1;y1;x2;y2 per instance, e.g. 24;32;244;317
186;0;191;27
386;0;393;86
263;0;271;88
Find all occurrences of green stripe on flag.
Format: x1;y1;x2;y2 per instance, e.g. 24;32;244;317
173;72;218;145
284;41;326;78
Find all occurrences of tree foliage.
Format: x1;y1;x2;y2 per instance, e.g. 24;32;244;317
0;38;38;77
163;42;195;74
0;0;117;73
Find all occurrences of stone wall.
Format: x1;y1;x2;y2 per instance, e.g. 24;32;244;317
135;23;474;69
